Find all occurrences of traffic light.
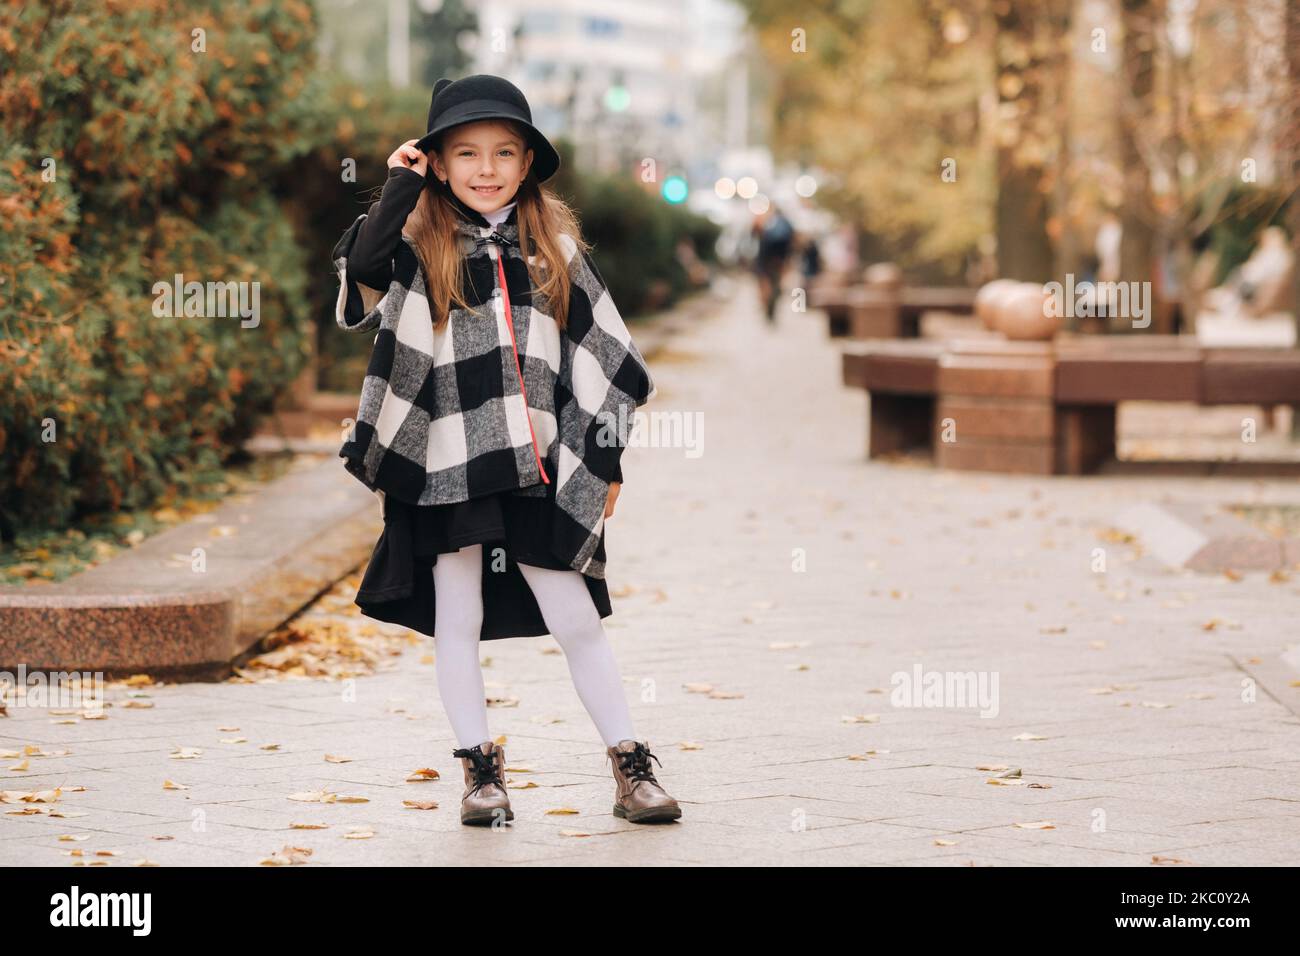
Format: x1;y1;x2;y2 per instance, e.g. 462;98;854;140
661;175;688;204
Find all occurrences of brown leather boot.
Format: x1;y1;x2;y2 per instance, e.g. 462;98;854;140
452;740;513;826
607;739;682;823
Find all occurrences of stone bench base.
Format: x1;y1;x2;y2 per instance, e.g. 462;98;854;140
0;457;382;676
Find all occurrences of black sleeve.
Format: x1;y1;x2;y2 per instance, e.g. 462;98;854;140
347;166;427;289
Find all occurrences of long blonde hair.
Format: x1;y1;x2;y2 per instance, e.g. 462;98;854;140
402;127;588;332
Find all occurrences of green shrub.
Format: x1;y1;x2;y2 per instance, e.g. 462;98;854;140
0;0;328;532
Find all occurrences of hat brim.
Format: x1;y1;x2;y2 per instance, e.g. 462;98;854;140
415;105;560;183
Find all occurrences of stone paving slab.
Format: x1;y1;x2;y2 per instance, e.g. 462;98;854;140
1114;500;1300;572
3;275;1300;866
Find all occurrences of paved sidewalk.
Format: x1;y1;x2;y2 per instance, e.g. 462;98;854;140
4;276;1300;866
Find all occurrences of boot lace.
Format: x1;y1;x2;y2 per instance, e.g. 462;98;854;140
616;742;663;787
453;744;504;796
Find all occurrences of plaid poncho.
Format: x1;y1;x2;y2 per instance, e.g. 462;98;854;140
332;196;656;579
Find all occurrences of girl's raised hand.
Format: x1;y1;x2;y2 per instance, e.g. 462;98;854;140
387;139;428;177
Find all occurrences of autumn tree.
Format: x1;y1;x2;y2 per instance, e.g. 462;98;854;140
739;0;995;281
991;0;1072;281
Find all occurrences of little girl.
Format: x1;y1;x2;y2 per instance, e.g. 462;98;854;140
331;74;681;827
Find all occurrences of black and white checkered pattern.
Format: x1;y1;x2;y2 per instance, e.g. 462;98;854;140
332;207;656;579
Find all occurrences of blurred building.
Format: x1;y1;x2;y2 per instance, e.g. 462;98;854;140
469;0;748;188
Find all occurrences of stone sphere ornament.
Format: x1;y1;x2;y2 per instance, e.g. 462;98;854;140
862;262;903;291
974;279;1021;331
995;282;1061;341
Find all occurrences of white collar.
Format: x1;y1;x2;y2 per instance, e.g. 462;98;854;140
483;201;517;228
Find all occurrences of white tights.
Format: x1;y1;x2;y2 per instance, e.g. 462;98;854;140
431;543;637;750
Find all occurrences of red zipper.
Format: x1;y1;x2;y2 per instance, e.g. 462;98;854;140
495;249;551;485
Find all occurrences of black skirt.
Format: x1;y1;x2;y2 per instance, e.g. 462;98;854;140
351;488;613;642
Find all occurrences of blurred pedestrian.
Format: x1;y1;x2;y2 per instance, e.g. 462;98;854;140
752;204;794;323
799;233;822;286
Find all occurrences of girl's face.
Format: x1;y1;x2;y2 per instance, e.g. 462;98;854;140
430;120;533;216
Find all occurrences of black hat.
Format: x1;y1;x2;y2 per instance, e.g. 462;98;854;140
414;74;561;184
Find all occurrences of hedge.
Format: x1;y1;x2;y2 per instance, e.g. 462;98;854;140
0;0;328;532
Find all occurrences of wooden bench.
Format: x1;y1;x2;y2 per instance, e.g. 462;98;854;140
811;284;978;338
842;335;1300;474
